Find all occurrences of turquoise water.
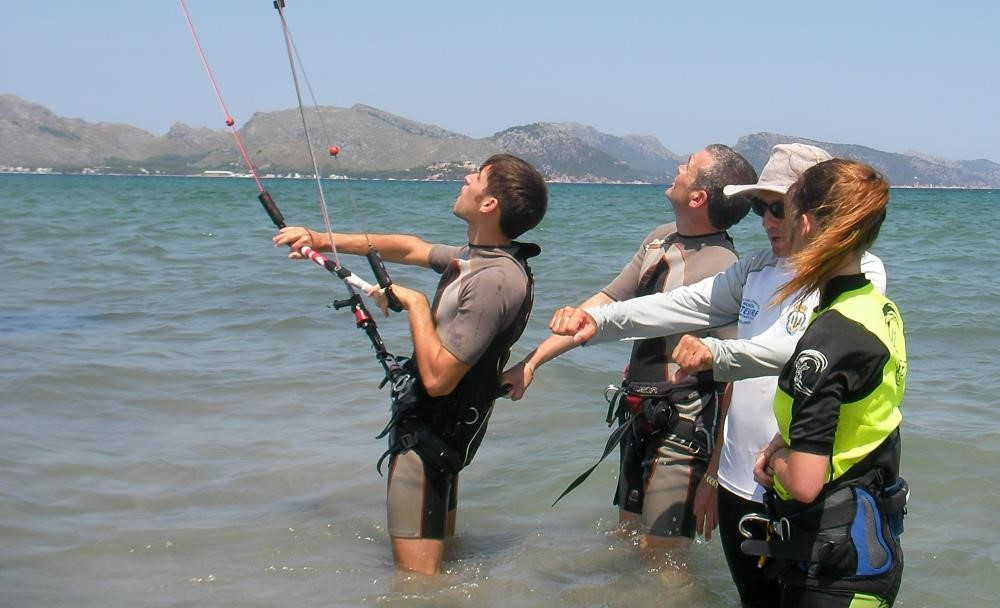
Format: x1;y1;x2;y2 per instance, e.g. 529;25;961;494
1;174;997;607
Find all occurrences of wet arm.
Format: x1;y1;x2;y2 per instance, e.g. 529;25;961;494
769;448;829;503
524;292;614;370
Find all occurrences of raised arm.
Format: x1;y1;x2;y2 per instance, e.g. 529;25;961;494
273;228;435;267
567;255;753;345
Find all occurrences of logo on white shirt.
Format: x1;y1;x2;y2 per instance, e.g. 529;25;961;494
739;299;760;324
785;303;809;335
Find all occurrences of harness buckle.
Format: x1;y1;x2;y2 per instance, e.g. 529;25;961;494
604;384;621;404
676;433;702;455
775;517;791;541
399;432;417;450
391;373;413;395
738;513;771;539
604;384;624;426
738;512;792;542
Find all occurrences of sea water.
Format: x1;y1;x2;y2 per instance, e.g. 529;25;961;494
1;174;998;607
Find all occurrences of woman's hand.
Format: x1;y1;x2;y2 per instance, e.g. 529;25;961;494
670;335;714;383
753;433;787;487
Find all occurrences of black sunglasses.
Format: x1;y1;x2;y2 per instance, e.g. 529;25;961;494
750;198;785;219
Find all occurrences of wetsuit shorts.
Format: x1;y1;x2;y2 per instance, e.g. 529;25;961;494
386;449;458;540
617;434;707;537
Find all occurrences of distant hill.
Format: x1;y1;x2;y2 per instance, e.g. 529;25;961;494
2;94;998;187
492;122;680;183
733;133;1000;189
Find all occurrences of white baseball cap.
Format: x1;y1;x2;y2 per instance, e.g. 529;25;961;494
724;143;833;196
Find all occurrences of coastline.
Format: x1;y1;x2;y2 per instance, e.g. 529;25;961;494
1;170;995;190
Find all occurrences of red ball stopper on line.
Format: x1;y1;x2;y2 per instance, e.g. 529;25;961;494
328;145;340;156
225;116;235;127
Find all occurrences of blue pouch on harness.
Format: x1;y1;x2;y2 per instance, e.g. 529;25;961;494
849;486;894;577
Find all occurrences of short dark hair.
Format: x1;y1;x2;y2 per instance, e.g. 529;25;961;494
694;144;758;230
481;154;548;239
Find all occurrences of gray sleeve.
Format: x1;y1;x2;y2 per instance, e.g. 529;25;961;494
428;244;460;274
702;253;884;380
585;256;751;344
703;287;820;381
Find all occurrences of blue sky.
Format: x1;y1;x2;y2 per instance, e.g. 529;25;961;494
4;1;998;162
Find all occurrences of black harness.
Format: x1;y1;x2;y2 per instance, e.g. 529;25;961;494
375;243;540;477
550;379;718;506
739;430;908;596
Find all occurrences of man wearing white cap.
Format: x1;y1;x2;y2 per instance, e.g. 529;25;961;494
549;143;886;607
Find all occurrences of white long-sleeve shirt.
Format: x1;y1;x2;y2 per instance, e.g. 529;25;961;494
586;251;886;381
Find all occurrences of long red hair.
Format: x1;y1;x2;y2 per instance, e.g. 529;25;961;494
774;159;889;305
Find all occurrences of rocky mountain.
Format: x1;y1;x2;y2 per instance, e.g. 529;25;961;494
2;94;998;187
493;122;682;183
733;133;1000;189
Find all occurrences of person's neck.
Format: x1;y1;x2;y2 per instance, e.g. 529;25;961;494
674;213;719;237
829;252;862;278
466;223;511;247
818;253;864;305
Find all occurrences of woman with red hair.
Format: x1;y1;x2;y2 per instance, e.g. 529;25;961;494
750;159;908;607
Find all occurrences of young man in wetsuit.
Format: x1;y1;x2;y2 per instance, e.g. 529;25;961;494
502;145;756;571
274;153;547;575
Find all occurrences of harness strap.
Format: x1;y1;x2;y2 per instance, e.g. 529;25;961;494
375;407;404;441
551;383;712;507
741;479;905;583
551;415;637;507
376;427;464;477
376;377;514;477
740;537;838;563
